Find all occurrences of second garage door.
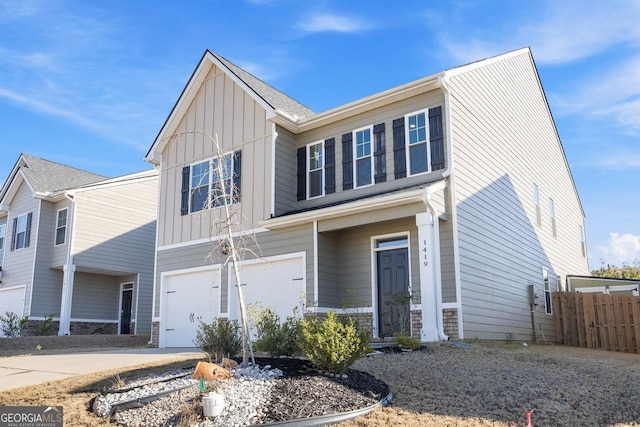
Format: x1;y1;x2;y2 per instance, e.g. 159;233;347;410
228;254;305;325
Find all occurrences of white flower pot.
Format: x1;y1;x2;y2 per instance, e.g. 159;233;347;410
202;392;225;418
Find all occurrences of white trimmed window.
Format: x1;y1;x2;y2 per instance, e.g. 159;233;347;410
184;151;241;214
533;184;541;227
11;213;32;251
405;110;430;175
543;267;552;315
0;224;5;250
579;224;586;257
307;141;324;199
55;208;68;246
354;126;373;187
549;198;556;237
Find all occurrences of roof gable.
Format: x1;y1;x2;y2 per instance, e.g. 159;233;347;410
0;154;107;210
145;50;313;163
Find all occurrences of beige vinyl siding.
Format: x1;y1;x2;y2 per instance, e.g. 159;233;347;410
157;64;273;247
0;216;6;262
1;181;38;316
439;218;456;303
318;217;418;309
30;200;63;317
448;50;589;341
50;199;73;268
274;127;298;216
154;224;314;316
317;231;341;307
70;176;157;333
71;272;120;319
278;92;446;213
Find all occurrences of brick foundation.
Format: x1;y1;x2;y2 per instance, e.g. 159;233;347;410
150;321;159;347
70;322;117;335
410;310;422;340
443;308;459;339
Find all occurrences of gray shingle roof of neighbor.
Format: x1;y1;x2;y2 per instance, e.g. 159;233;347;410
20;154;108;194
212;52;315;120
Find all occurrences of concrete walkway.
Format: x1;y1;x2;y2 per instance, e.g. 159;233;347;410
0;348;204;392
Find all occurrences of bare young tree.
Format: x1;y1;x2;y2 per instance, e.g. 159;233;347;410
169;130;259;366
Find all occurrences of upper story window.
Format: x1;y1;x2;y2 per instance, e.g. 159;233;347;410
0;224;5;250
55;208;68;246
354;126;373;188
393;105;444;179
549;198;556;238
11;212;32;251
406;110;429;175
533;184;541;227
180;150;242;216
308;142;324;199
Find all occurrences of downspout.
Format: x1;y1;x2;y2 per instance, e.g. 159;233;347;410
422;184;448;341
437;73;465;339
58;192;76;335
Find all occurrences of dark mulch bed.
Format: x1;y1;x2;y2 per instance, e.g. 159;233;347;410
246;357;391;424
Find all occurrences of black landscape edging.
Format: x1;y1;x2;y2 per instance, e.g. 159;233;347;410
261;390;394;426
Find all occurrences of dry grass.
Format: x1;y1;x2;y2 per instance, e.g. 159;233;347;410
0;357;201;426
2;342;640;426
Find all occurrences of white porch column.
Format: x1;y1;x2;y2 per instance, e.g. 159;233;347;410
58;261;76;335
416;210;440;342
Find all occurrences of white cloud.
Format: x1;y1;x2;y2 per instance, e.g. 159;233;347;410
440;0;640;65
296;14;368;33
596;233;640;266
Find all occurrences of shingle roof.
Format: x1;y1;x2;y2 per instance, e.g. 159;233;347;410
20;154;108;194
212;52;315;120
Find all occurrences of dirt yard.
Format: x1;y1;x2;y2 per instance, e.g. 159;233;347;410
1;340;640;426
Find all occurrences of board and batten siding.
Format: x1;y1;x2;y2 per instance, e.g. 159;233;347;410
277;91;447;214
447;50;589;341
157;64;273;248
1;181;39;317
154;224;314;317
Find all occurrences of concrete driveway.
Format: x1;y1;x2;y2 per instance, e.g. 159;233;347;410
0;348;203;392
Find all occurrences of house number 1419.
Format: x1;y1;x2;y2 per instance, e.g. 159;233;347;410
422;240;429;267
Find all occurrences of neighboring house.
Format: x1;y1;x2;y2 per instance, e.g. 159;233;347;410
566;275;640;296
144;47;589;348
0;154;158;336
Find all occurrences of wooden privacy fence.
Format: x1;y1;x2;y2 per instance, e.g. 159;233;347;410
553;291;640;354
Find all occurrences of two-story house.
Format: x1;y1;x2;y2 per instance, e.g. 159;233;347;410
0;154;158;336
145;47;589;348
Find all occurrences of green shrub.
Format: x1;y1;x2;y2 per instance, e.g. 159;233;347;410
299;311;371;375
193;317;242;362
394;333;421;351
253;309;301;357
34;314;57;336
0;311;29;337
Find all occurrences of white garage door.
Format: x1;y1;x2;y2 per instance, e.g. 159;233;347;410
229;255;305;327
162;268;220;347
0;286;26;337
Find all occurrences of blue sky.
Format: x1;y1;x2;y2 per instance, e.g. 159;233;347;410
0;0;638;270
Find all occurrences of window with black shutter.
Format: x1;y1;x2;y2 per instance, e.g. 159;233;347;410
297;147;306;201
373;123;386;183
342;133;353;190
10;213;31;251
393;118;406;179
324;138;335;194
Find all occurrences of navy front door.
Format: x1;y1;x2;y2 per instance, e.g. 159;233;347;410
377;248;410;337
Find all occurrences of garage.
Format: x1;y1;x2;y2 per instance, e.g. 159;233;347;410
228;254;305;326
161;267;221;347
0;286;26;337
